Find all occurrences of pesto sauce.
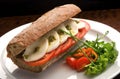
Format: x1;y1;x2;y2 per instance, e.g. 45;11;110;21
48;36;56;43
33;47;39;53
66;25;71;30
57;29;65;35
24;55;29;59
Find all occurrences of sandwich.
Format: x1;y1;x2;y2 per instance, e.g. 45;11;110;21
7;4;90;72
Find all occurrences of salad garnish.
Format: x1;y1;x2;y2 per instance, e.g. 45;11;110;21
62;29;118;75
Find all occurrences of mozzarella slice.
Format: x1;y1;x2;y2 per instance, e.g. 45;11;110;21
65;20;79;36
56;24;69;44
46;30;60;53
23;37;48;62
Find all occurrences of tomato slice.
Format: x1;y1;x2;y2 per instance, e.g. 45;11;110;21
61;38;74;52
25;50;55;66
66;56;77;69
75;57;90;71
54;47;62;57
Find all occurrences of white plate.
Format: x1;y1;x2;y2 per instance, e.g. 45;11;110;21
0;19;120;79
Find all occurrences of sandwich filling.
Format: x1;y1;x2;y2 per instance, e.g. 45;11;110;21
23;19;88;63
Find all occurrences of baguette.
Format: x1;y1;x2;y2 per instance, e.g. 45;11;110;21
7;4;81;57
6;4;86;72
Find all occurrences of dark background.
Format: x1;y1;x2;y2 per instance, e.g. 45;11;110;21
0;0;120;17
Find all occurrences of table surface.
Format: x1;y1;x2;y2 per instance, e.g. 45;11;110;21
0;8;120;79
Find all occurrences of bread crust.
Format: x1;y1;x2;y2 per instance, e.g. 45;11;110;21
7;4;81;57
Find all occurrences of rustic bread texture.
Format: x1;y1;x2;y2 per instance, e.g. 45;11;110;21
7;4;81;57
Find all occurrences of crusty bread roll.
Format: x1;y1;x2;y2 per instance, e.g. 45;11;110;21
7;4;81;57
7;4;81;72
